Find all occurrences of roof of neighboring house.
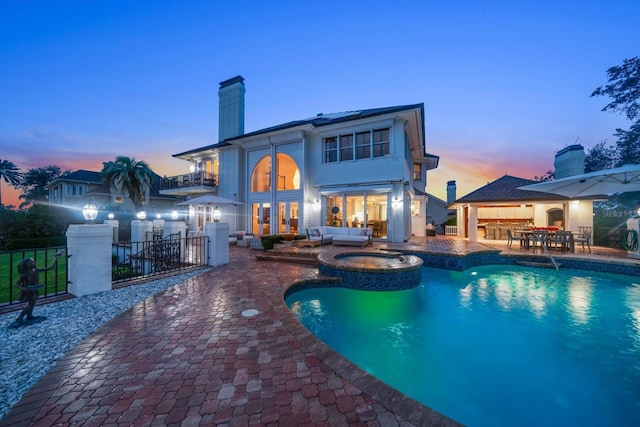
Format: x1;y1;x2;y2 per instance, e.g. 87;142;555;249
453;175;570;204
47;170;102;186
173;103;431;158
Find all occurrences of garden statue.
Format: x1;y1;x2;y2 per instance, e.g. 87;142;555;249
9;250;65;329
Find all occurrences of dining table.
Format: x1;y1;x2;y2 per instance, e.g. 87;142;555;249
515;229;576;253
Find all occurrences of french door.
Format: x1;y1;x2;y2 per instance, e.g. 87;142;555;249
251;202;271;236
278;202;299;235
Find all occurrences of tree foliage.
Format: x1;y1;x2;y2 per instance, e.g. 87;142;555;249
584;140;616;173
0;159;23;206
17;165;70;208
101;156;155;212
591;56;639;122
531;169;554;182
589;56;640;169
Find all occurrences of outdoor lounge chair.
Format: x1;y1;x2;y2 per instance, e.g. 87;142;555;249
506;229;526;248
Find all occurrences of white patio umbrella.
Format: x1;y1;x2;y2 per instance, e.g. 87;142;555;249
176;194;243;206
518;164;640;198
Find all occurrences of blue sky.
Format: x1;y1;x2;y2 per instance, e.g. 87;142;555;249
1;0;638;207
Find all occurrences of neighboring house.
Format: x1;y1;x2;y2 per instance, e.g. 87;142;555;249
425;192;455;234
47;169;183;220
160;75;439;243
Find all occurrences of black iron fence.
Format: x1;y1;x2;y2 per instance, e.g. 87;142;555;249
112;235;208;284
0;245;68;307
1;234;208;309
593;227;626;250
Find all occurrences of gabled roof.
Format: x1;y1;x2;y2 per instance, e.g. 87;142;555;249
173;103;425;158
51;170;102;184
454;175;570;204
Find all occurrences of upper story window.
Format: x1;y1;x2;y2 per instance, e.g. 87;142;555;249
372;128;389;157
276;153;300;190
324;127;390;163
413;163;422;180
65;184;84;196
251;155;271;192
324;137;338;163
356;131;370;159
340;134;354;161
251;153;301;192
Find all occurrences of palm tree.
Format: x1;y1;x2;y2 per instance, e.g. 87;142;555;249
100;157;155;212
0;159;23;206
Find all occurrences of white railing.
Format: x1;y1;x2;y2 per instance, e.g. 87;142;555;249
445;225;457;235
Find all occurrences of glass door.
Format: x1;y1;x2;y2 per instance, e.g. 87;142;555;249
278;202;299;235
252;202;271;235
345;195;365;228
365;194;388;239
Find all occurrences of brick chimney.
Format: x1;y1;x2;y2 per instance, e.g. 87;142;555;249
218;75;245;141
446;180;457;203
554;144;585;179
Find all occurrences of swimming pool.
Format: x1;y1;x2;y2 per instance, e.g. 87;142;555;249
286;265;640;426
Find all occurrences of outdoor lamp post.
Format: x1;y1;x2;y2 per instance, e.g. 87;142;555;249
171;210;179;220
136;211;147;220
82;203;98;223
213;205;222;222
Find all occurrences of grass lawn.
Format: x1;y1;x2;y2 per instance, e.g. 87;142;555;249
0;249;68;305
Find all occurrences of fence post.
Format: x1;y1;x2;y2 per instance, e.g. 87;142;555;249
131;220;153;243
104;219;119;242
66;224;112;296
206;222;229;267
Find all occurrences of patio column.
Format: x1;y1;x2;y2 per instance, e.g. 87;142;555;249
468;205;479;241
206;222;229;267
66;224;112;296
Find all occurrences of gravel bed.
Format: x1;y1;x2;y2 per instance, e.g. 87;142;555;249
0;268;211;420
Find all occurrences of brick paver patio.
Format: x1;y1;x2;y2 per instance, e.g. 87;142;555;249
1;236;634;426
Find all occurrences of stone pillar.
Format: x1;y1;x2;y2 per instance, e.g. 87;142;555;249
66;224;112;297
152;219;165;230
206;222;229;267
131;220;153;242
103;219;119;242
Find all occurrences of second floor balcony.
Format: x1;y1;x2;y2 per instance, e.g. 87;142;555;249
159;171;218;196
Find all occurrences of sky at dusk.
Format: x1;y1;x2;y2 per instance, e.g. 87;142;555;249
1;0;639;208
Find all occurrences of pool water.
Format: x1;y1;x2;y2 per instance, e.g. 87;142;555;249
286;265;640;426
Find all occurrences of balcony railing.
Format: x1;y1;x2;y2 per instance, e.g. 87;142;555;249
160;172;217;190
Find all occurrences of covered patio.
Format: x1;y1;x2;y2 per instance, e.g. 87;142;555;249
448;175;595;243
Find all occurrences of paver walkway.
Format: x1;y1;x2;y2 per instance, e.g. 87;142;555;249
1;241;460;427
1;236;634;426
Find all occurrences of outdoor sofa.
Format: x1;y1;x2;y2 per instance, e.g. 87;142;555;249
306;226;372;246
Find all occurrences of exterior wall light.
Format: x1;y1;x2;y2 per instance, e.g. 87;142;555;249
82;203;99;223
392;197;402;208
171;210;179;220
107;213;115;220
213;205;222;222
136;211;147;220
156;213;162;219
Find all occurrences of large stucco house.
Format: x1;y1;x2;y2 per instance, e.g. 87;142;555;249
160;76;439;243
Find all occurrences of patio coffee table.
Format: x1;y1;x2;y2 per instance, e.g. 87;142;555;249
296;239;321;248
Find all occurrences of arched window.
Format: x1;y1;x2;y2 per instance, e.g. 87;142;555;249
276;153;300;190
251;155;271;192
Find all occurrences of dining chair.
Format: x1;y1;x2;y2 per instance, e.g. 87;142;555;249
551;230;571;251
573;230;591;253
531;230;549;253
506;229;526;248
